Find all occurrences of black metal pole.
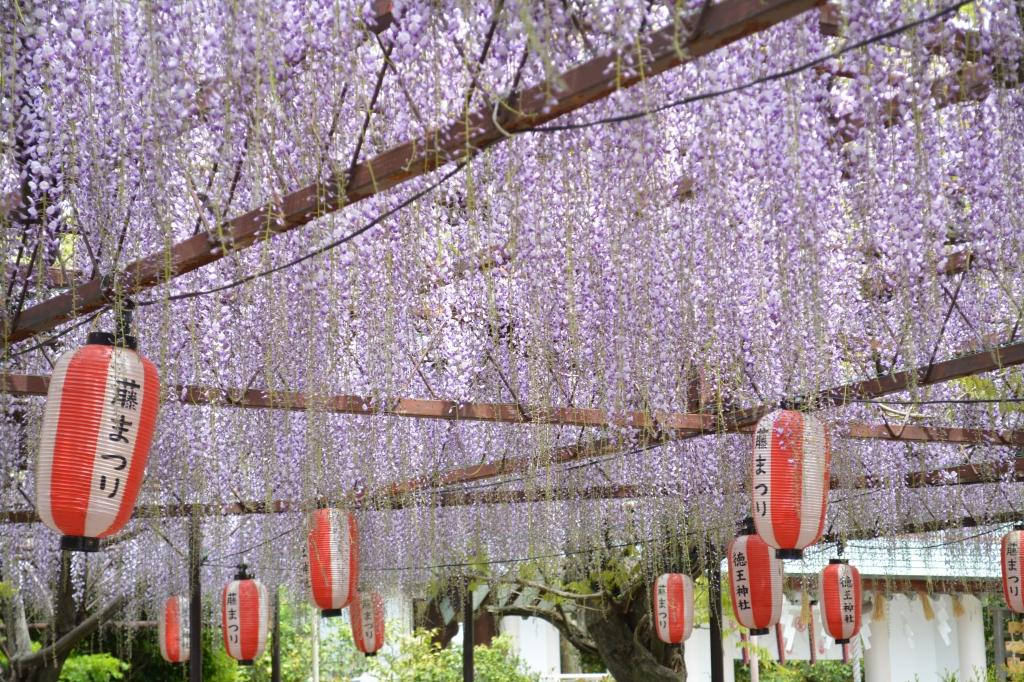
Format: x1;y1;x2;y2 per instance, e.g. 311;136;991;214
271;588;281;682
188;512;202;682
463;579;474;682
708;548;724;682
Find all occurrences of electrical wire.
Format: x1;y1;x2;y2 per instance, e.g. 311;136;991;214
518;0;976;135
136;162;466;306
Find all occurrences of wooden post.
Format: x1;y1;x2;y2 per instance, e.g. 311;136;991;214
708;552;724;682
463;578;474;682
271;588;281;682
188;512;202;682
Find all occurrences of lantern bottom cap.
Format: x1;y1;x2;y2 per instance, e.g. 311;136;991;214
321;609;343;618
238;660;254;666
748;628;770;636
776;548;803;560
60;536;99;552
364;652;377;658
835;638;851;644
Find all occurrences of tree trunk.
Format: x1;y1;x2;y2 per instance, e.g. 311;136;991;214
584;601;684;682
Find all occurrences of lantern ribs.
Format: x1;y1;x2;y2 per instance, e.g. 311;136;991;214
3;0;825;345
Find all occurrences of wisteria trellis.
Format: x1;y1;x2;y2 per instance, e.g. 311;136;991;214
1;0;1023;631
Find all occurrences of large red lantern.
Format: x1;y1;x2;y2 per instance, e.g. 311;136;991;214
350;590;385;656
158;595;189;663
1002;526;1024;612
36;318;160;552
819;559;861;643
751;409;830;559
308;508;359;617
728;524;784;635
221;565;269;665
652;573;694;644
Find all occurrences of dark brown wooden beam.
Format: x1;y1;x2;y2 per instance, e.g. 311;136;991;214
4;0;824;346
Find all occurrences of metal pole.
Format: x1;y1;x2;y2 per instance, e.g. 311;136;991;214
708;552;724;682
188;512;202;682
994;606;1007;682
463;578;474;682
271;588;281;682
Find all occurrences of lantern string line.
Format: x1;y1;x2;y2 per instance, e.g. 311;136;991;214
518;0;976;134
136;161;466;307
850;397;1024;405
5;310;103;359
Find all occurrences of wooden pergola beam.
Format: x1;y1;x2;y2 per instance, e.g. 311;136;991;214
4;0;824;345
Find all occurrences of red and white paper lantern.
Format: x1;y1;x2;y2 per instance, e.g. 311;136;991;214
158;595;189;663
308;508;359;616
751;409;831;559
221;566;269;665
819;559;861;644
1002;526;1024;612
652;573;694;644
350;590;385;656
36;331;160;552
728;530;784;635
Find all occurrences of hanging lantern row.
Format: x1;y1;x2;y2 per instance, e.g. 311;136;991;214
751;409;831;561
652;573;694;644
309;508;360;617
158;596;189;664
221;564;270;666
351;590;386;656
36;305;161;552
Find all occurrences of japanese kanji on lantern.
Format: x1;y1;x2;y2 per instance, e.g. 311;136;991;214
35;305;160;552
221;565;269;665
728;523;785;635
1002;525;1024;612
652;573;694;644
819;559;861;644
158;595;189;664
308;508;359;617
751;409;831;559
350;590;385;656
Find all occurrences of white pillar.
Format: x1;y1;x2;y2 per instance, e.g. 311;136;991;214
957;595;986;682
311;611;320;682
863;602;891;682
749;636;760;682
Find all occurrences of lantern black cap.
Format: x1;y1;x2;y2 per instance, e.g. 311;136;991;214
235;563;252;580
829;558;849;565
777;548;803;560
364;651;377;658
61;535;99;552
88;300;138;350
1014;523;1024;531
749;627;769;636
321;609;342;618
739;517;755;535
239;659;254;666
835;638;851;644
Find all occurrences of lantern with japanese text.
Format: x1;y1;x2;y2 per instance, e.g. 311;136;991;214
221;565;269;665
652;573;694;644
35;308;160;552
819;559;861;643
751;409;830;559
728;523;784;635
308;508;359;617
158;595;189;663
350;590;385;656
1001;525;1024;612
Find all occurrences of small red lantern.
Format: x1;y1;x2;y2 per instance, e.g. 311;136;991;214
728;523;784;635
221;565;269;665
819;559;861;644
350;590;385;656
751;409;830;559
158;595;189;663
35;309;160;552
652;573;694;644
1001;525;1024;612
308;508;359;617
